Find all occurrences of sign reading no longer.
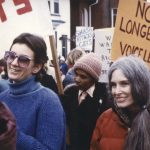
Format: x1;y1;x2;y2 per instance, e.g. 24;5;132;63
112;0;150;67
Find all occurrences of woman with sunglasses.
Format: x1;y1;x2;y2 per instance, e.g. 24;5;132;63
0;33;66;150
90;55;150;150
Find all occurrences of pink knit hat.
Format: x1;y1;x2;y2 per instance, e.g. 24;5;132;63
74;53;102;81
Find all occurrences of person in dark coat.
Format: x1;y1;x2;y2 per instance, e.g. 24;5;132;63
61;53;111;150
40;66;58;94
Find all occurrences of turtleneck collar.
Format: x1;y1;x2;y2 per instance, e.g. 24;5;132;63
8;76;41;95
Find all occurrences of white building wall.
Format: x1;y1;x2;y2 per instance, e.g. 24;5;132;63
49;0;70;58
57;0;70;57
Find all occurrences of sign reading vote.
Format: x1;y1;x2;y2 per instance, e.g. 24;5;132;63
0;0;53;58
112;0;150;67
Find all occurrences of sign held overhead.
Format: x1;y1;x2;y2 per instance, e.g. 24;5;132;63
0;0;53;58
112;0;150;67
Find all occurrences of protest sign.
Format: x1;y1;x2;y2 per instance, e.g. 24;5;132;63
0;0;53;58
76;26;93;51
112;0;150;67
94;28;114;82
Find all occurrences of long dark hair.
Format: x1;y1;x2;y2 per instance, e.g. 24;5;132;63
108;55;150;150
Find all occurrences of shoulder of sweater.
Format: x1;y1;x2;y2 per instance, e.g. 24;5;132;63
32;88;63;111
39;87;59;99
0;89;9;96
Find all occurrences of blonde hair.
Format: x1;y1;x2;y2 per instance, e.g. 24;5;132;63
66;47;85;66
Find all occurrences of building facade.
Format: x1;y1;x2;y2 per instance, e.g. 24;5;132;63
70;0;119;49
48;0;120;56
48;0;70;58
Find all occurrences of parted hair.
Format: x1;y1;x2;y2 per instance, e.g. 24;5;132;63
10;33;48;81
108;55;150;150
66;47;85;66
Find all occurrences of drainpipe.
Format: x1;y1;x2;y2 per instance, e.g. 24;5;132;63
89;0;99;26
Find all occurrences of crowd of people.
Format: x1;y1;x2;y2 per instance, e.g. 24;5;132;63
0;32;150;150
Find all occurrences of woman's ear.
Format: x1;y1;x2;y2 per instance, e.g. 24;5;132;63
32;64;42;74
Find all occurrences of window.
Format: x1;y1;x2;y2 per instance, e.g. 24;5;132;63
49;0;60;15
48;0;51;13
54;1;59;14
111;8;117;27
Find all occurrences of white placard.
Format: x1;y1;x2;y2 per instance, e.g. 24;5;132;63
94;28;114;82
76;26;93;51
0;0;53;58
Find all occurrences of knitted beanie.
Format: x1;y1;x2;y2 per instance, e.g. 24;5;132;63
74;53;102;81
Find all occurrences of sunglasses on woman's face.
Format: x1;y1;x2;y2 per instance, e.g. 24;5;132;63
4;51;33;68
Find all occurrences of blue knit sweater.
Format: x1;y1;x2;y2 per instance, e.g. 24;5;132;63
0;76;66;150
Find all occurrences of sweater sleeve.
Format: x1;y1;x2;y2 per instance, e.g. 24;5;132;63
16;92;66;150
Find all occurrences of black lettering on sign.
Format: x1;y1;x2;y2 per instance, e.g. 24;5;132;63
120;42;150;63
135;1;150;23
119;17;150;41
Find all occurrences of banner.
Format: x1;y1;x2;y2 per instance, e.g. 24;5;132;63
111;0;150;67
0;0;53;58
94;28;114;82
76;26;93;51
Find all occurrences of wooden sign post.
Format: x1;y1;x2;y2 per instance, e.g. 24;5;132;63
49;36;64;95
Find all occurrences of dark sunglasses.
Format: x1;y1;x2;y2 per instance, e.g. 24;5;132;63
4;51;33;68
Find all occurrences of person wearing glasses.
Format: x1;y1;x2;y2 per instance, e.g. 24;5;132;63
0;33;66;150
90;55;150;150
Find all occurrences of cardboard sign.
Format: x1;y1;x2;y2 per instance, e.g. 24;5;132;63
0;0;53;58
112;0;150;67
76;26;93;51
94;28;114;82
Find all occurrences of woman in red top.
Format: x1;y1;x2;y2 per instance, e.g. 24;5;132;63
91;55;150;150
